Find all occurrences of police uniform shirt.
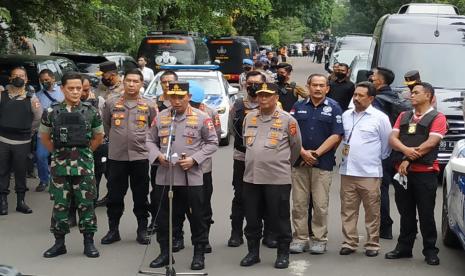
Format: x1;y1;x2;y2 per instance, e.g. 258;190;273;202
243;108;302;185
147;106;219;186
102;96;157;161
290;97;344;171
95;82;124;100
39;102;104;176
199;104;221;173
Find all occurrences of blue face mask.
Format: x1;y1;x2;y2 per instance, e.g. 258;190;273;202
41;81;52;91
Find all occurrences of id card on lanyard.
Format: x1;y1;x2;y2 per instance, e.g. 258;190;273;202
342;112;366;157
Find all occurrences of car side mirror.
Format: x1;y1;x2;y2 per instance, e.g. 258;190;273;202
228;86;238;96
356;70;369;84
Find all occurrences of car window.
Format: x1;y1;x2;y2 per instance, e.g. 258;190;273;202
145;74;223;98
57;59;77;73
122;58;137;72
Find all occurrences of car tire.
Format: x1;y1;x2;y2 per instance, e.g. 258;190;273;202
441;178;461;248
220;132;230;146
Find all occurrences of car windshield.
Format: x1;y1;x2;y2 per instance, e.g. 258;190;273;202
380;43;465;89
77;63;100;73
145;75;223;98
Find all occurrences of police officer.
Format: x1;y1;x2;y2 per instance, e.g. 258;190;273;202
101;69;157;245
241;83;302;269
275;63;307;112
40;72;104;258
386;82;447;266
147;82;218;270
156;70;178;111
94;61;124;100
228;70;263;247
289;74;343;254
0;67;42;216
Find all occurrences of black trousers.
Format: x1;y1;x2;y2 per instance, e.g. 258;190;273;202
0;141;29;195
155;184;208;245
106;159;149;220
243;182;292;244
381;157;394;228
149;165;159;218
393;171;439;256
230;159;245;233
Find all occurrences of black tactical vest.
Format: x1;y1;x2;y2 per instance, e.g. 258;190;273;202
277;82;298;112
52;102;92;148
0;91;33;140
391;110;439;165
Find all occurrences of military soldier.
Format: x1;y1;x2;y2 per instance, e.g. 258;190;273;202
147;82;218;270
101;69;157;245
241;83;302;269
40;72;104;258
275;63;307;112
94;61;124;100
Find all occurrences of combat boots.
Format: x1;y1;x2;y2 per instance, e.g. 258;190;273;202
274;243;290;269
0;194;7;215
83;233;100;258
150;243;175;268
240;239;261;267
16;193;32;214
136;218;151;245
101;218;121;244
228;220;244;247
43;234;67;258
190;244;205;270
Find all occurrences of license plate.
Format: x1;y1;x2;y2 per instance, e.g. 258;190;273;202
439;140;456;151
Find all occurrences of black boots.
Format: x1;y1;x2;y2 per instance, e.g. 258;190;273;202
43;234;67;258
0;194;7;215
274;243;290;269
136;218;151;245
150;244;175;268
16;193;32;214
228;230;244;247
83;233;100;258
191;244;205;270
240;240;261;266
101;218;121;244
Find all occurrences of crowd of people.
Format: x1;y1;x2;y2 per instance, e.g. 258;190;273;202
0;52;446;271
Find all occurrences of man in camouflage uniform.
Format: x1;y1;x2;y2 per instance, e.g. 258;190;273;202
40;72;104;258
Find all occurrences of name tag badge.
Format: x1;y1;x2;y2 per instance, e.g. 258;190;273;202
408;123;417;134
342;143;350;156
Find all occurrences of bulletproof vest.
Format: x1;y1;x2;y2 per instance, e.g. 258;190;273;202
277;82;298;112
0;90;33;140
52;103;92;148
232;98;257;153
391;110;439;165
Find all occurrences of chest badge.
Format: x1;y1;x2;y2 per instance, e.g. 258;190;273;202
408;123;417;134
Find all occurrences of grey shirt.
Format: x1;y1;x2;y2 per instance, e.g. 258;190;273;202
199;104;221;173
103;95;157;161
147;105;219;186
243;108;302;185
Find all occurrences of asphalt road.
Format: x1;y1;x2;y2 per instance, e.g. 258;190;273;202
1;57;464;276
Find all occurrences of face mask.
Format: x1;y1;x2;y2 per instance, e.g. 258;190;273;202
335;72;346;79
101;77;113;87
243;66;252;72
41;81;52;91
11;77;25;88
247;83;260;98
276;74;286;83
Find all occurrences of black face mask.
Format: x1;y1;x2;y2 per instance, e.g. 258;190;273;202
243;66;252;72
11;77;25;88
247;83;260;98
335;72;346;80
276;74;286;83
101;77;113;87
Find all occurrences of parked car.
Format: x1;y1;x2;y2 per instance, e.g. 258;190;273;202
329;35;372;68
143;65;238;146
0;55;79;92
442;139;465;250
349;53;370;84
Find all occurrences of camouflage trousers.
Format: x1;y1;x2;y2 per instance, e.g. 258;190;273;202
49;175;97;235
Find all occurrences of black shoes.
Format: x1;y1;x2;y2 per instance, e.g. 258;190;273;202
0;194;7;215
172;237;185;252
43;235;67;258
274;243;290;269
95;195;108;208
262;235;278;248
240;240;261;267
339;247;356;255
228;232;244;247
190;245;205;270
365;250;379;257
425;254;440;265
380;225;393;240
136;218;151;245
35;183;47;192
204;243;212;254
16;193;32;214
83;233;100;258
101;219;121;244
150;246;174;268
385;249;413;259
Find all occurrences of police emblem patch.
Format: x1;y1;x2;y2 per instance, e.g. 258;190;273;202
323;106;332;113
289;121;297;136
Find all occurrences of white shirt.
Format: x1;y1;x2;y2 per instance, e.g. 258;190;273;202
140;67;155;84
339;105;392;178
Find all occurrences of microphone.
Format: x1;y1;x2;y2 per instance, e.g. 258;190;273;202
171;108;177;118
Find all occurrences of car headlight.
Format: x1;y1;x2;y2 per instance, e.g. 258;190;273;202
217;106;226;114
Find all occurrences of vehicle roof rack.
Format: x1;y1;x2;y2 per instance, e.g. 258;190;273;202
146;31;198;37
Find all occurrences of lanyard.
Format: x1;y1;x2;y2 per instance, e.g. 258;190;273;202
347;112;366;143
